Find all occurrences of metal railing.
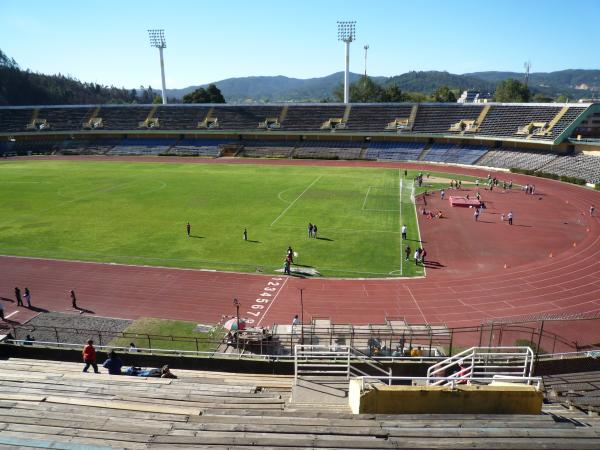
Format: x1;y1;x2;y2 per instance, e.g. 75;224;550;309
358;375;542;391
293;344;392;385
426;346;535;386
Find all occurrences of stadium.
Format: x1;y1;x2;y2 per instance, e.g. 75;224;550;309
3;7;600;450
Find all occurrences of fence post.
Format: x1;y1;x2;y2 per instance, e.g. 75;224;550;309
98;332;103;347
448;329;453;356
498;324;503;346
536;320;545;357
54;327;59;343
195;338;199;354
478;325;483;347
147;335;151;350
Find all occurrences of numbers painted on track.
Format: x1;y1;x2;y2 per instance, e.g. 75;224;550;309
240;277;286;326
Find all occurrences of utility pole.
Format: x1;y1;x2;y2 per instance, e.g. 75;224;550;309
524;60;531;88
363;44;369;77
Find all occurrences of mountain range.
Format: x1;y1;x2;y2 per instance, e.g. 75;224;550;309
165;70;600;103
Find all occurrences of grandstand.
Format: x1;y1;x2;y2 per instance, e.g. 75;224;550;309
2;102;600;183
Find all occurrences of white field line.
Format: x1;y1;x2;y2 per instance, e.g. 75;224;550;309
361;186;373;211
399;170;403;276
270;175;322;226
411;182;426;277
256;276;289;327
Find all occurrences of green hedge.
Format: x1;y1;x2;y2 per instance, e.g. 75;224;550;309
510;168;587;186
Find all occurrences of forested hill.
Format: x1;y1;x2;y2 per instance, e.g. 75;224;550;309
0;50;152;105
2;48;599;105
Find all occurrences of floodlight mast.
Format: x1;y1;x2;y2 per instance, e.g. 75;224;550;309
148;29;168;105
337;21;356;104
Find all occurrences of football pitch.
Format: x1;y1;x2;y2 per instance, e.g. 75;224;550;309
0;159;445;278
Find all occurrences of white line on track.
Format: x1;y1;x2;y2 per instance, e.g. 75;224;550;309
257;277;289;326
405;285;428;324
5;311;19;319
270;175;322;226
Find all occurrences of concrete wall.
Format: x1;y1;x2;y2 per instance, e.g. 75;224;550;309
350;381;542;415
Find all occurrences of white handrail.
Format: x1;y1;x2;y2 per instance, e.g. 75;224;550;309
359;375;542;391
427;347;534;386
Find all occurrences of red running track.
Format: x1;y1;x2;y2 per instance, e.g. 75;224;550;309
1;157;600;346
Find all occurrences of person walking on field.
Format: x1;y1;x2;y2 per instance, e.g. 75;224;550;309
474;208;480;221
313;224;318;238
24;288;31;308
15;287;23;307
401;225;407;240
507;211;513;225
405;245;411;261
82;340;100;373
243;228;248;241
308;223;313;238
186;222;191;237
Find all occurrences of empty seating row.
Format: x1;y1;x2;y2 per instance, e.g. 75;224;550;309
422;143;488;165
476;148;558;170
2;104;589;142
365;142;425;161
538;153;600;184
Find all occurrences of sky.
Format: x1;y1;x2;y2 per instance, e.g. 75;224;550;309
1;0;599;89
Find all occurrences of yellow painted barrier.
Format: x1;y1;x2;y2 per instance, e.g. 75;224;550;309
349;380;542;415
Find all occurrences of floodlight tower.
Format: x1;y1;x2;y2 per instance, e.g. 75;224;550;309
148;29;168;104
524;60;531;88
363;44;369;77
337;21;356;104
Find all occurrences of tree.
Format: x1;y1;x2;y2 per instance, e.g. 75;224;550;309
183;84;225;103
532;93;553;103
382;84;405;102
432;85;457;102
494;79;531;103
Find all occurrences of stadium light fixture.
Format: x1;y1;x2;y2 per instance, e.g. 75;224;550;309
363;44;369;77
337;21;356;104
147;29;168;105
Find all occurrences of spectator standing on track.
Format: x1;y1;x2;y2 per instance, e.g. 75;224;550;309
507;211;513;225
186;222;191;237
476;179;479;188
284;259;291;275
82;340;100;373
70;290;78;309
24;288;31;308
15;287;23;307
474;208;480;221
421;248;427;265
405;245;411;261
590;205;595;216
440;189;445;200
102;350;123;375
401;225;407;240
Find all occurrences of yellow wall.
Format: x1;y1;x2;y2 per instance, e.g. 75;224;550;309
349;380;542;415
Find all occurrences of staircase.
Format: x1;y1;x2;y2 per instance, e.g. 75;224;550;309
292;345;391;409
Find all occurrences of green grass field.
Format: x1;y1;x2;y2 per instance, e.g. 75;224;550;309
0;159;466;278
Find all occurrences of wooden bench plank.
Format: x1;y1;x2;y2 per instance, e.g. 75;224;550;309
44;396;201;416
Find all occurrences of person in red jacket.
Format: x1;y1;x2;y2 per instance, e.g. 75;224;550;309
82;339;100;373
